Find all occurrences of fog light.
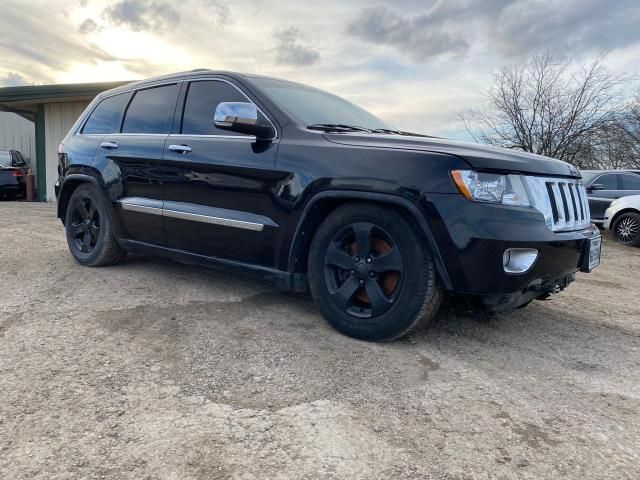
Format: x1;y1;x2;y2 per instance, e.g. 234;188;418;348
503;248;538;274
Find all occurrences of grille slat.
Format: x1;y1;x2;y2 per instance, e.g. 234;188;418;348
527;177;591;232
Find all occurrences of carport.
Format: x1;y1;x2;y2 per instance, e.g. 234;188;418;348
0;81;128;201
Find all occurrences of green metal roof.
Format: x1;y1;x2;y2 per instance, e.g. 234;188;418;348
0;81;132;120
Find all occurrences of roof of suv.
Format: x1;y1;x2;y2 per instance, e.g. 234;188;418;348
104;69;287;96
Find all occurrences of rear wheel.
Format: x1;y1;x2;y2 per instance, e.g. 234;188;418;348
612;212;640;246
65;184;126;266
308;203;442;341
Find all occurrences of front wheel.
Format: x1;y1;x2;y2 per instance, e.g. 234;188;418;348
308;203;442;342
612;212;640;247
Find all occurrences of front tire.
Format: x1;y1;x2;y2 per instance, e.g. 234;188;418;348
308;203;442;341
612;212;640;247
65;184;126;266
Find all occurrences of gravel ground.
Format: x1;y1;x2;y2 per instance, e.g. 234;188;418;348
1;202;639;480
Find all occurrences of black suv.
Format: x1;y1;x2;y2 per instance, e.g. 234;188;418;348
55;70;601;341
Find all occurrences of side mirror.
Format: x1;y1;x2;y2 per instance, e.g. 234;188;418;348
214;102;275;141
588;183;605;191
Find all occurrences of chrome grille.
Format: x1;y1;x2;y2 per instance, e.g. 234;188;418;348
525;177;591;232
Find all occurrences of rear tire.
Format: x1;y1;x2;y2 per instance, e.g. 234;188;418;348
65;184;126;266
612;212;640;247
308;203;442;342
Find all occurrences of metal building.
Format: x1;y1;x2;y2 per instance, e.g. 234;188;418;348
0;82;127;201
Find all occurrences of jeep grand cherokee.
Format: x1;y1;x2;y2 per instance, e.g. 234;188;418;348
55;70;601;341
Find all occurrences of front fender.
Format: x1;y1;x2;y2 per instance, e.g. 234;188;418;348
287;190;453;290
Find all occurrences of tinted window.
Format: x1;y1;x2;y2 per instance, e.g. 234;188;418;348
0;152;11;167
12;152;26;167
82;93;129;134
181;81;249;136
621;174;640;190
593;174;619;190
122;84;179;134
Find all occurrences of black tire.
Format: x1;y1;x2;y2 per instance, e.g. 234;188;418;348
308;203;442;342
64;183;126;266
0;191;16;201
611;212;640;247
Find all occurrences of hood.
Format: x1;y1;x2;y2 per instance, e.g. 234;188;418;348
323;133;580;178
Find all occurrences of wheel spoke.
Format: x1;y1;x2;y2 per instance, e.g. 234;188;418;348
372;247;402;272
325;242;354;270
77;200;89;219
88;202;97;220
88;224;100;240
364;278;393;316
330;276;360;310
82;230;92;252
72;223;84;237
352;223;373;258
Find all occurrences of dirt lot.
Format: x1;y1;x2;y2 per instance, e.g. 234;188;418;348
0;202;639;480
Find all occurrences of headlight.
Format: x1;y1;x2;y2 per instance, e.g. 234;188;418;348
451;170;531;207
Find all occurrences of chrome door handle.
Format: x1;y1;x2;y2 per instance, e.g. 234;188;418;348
100;141;119;150
168;144;192;154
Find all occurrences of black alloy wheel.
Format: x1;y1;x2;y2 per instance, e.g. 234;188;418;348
70;195;101;254
309;203;442;342
323;222;402;318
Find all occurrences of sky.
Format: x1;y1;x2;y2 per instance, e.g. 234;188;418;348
0;0;639;139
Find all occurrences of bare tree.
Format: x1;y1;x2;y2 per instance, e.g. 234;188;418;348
461;53;629;167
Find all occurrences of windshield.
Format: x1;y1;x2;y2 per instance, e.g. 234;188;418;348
250;77;392;130
0;152;11;167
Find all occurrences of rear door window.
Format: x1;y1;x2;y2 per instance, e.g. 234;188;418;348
593;174;619;190
181;80;251;136
122;84;180;134
82;93;129;134
620;174;640;190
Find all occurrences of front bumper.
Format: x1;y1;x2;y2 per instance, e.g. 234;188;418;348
420;193;600;308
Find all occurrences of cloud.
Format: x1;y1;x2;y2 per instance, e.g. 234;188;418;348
348;4;470;62
103;0;179;33
274;27;320;66
79;18;99;34
0;72;29;87
349;1;640;61
0;1;115;84
202;0;231;27
490;0;640;57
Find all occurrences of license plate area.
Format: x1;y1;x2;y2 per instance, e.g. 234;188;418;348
581;235;601;272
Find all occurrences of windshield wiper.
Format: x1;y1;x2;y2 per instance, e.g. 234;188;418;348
307;123;374;133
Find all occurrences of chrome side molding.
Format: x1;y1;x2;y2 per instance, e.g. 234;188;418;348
117;198;277;232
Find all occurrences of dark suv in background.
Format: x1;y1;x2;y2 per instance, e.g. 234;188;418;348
581;169;640;224
55;70;601;341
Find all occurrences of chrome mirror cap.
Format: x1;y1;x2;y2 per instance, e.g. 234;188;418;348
214;102;258;127
213;102;275;140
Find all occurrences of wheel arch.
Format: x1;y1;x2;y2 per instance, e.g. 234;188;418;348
56;171;123;239
57;172;103;222
287;191;452;290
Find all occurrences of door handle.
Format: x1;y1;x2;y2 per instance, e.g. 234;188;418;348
100;141;119;150
168;144;192;154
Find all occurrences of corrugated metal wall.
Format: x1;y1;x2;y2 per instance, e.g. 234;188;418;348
44;101;90;201
0;111;35;166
